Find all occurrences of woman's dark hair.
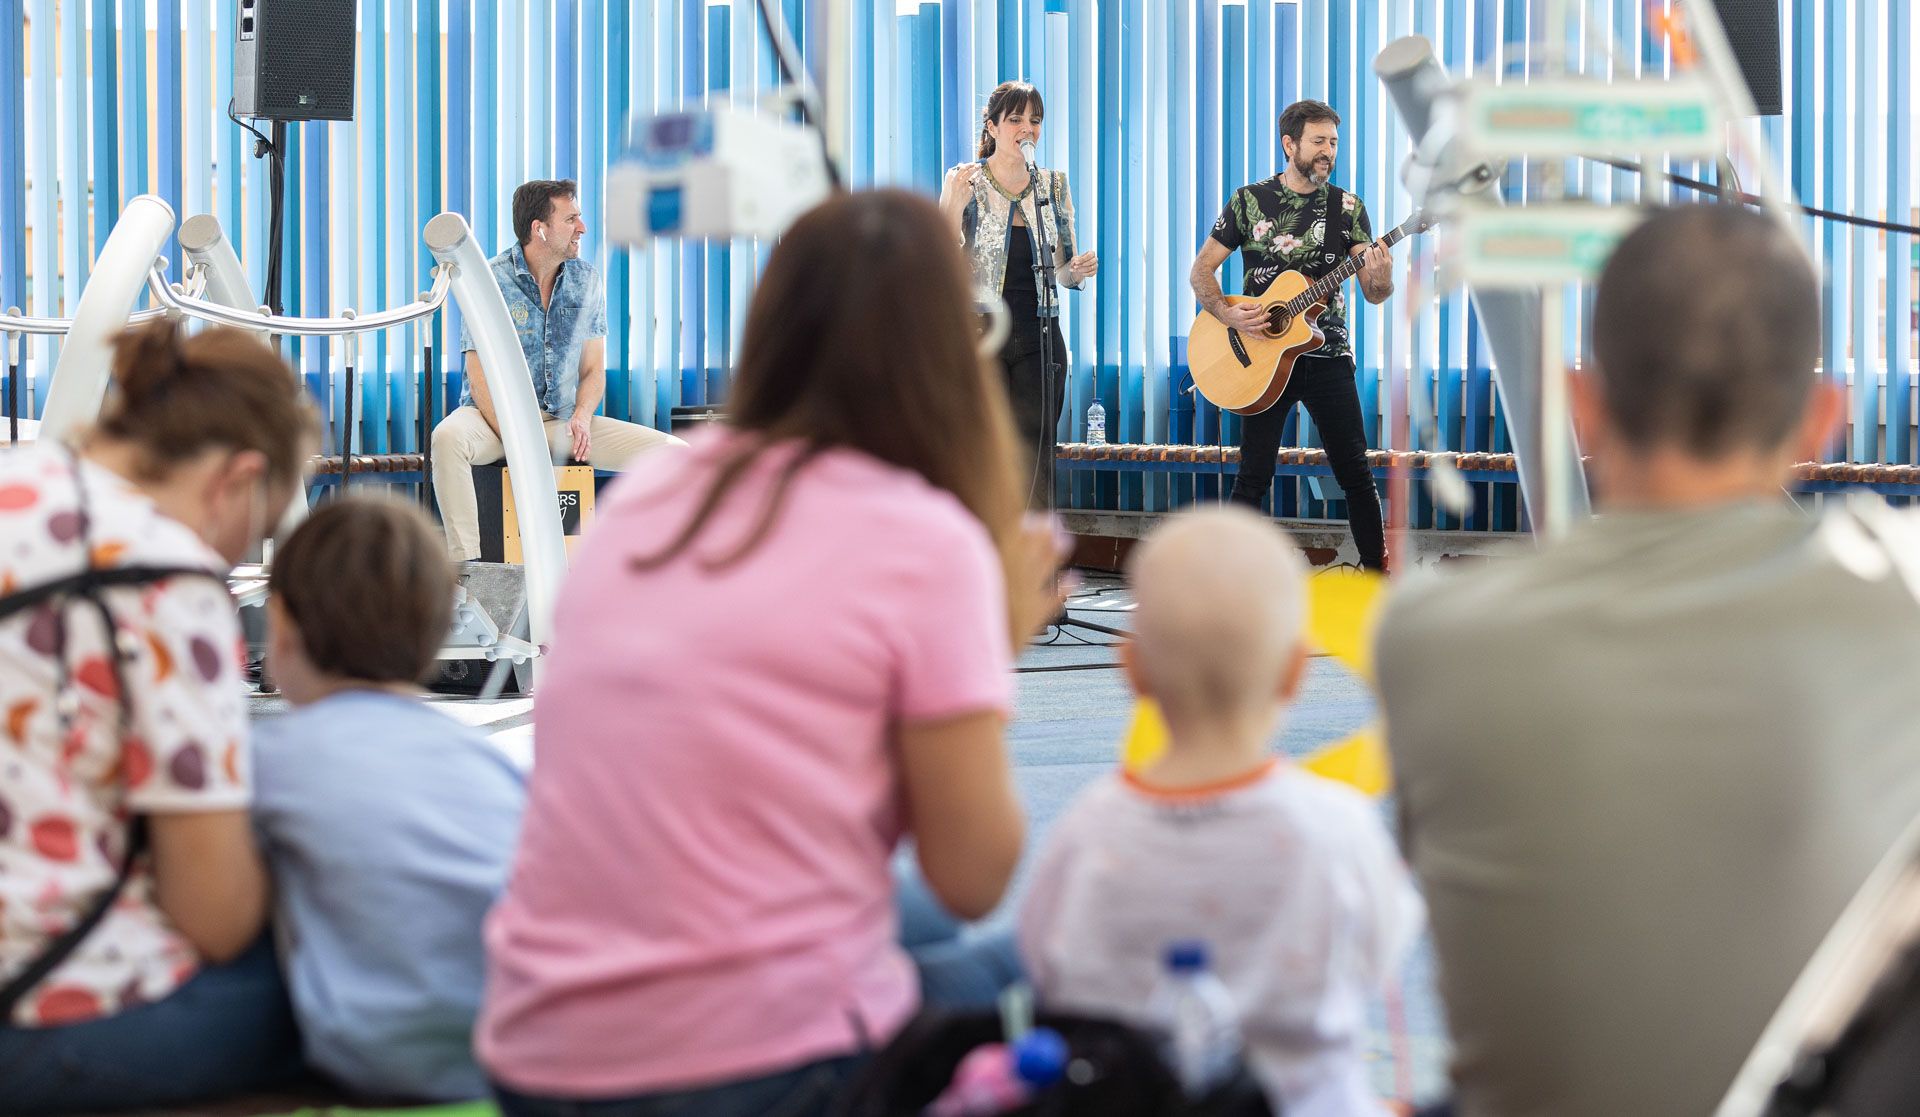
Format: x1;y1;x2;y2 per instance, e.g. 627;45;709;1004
632;189;1023;573
977;81;1044;158
91;319;318;491
270;497;454;685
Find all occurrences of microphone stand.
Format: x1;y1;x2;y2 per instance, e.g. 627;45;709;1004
1021;142;1126;642
1022;141;1058;513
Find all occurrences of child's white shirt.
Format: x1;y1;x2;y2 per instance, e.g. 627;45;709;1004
1018;761;1425;1117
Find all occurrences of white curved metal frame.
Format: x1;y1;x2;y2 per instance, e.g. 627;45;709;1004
423;212;567;663
35;195;180;446
10;197;563;678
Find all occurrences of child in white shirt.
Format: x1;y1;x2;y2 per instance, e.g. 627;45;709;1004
1017;507;1423;1117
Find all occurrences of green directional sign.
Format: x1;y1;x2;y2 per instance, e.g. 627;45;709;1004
1458;77;1726;158
1452;203;1647;288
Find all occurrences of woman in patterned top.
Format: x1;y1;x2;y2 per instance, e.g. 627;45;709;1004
0;321;317;1113
941;80;1099;507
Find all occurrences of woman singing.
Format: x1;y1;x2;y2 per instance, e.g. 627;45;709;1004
941;80;1099;506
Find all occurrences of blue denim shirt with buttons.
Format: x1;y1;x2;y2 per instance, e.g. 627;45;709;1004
459;243;607;421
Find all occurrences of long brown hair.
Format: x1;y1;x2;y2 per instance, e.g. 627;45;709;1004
90;319;318;491
977;81;1044;159
633;189;1024;572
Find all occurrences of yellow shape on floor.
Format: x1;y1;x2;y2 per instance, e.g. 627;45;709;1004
1121;569;1393;797
1303;567;1386;684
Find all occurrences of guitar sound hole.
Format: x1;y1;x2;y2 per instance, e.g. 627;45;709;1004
1264;307;1292;338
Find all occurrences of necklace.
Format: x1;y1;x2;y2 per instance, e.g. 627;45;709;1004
982;161;1034;203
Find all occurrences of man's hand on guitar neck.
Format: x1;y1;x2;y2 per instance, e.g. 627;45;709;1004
1356;240;1394;304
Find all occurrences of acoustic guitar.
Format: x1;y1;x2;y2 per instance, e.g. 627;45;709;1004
1187;210;1432;415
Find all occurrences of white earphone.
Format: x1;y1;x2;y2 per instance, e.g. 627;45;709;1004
537;226;549;242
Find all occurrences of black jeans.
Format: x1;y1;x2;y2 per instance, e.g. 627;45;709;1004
1228;353;1386;570
999;317;1069;509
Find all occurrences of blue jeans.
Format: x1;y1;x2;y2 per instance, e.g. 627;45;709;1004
493;1055;863;1117
895;870;1025;1010
0;936;304;1115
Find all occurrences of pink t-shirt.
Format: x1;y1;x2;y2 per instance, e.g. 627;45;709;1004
478;429;1013;1097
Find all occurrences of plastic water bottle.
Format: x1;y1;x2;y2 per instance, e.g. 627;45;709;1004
1086;398;1107;445
926;1027;1069;1116
1147;940;1244;1098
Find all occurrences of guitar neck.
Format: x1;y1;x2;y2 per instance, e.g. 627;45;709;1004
1290;222;1410;311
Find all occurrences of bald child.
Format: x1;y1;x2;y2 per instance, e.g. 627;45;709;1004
1017;507;1423;1117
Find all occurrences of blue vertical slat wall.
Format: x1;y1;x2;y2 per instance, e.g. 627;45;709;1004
4;0;1916;521
27;0;56;387
59;0;89;334
1889;0;1915;467
1165;0;1193;472
181;1;207;242
301;120;327;410
156;0;181;275
1820;0;1846;460
120;0;146;202
446;0;469;402
417;0;442;440
87;0;116;256
601;0;630;423
1847;0;1876;462
1;0;22;377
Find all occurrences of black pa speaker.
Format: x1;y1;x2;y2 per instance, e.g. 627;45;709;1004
233;0;357;122
1711;0;1783;117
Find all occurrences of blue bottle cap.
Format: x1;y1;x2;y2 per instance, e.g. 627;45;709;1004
1164;939;1210;972
1013;1027;1069;1087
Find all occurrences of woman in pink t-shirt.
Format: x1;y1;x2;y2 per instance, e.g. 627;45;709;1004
479;190;1063;1117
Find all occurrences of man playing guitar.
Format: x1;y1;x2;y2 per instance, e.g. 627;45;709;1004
1189;99;1395;572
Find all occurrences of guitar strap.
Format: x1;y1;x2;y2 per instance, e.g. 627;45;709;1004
1318;186;1352;278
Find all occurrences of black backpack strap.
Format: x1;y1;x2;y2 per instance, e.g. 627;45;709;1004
0;565;224;622
0;816;150;1021
0;559;224;1020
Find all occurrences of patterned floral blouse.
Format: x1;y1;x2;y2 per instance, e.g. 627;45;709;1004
957;159;1086;319
0;448;249;1027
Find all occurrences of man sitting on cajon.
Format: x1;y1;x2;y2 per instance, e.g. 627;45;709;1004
430;178;683;561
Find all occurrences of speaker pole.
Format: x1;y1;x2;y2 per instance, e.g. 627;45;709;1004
265;119;287;318
422;336;436;512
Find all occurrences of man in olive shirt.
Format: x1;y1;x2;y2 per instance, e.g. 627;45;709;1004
1378;205;1920;1117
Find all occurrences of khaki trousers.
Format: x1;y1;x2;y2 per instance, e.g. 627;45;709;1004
430;405;684;561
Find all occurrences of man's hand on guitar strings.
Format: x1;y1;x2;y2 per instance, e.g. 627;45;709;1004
1215;301;1268;333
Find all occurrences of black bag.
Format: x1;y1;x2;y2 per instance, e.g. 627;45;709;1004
833;1007;1277;1117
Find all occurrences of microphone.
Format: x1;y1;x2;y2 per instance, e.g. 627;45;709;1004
1017;139;1038;174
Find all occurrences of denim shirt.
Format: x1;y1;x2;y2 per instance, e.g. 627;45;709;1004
459;244;607;420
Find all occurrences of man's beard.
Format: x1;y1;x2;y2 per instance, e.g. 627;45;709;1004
1294;153;1331;186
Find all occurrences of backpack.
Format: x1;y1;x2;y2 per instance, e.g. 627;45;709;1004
834;1007;1277;1117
